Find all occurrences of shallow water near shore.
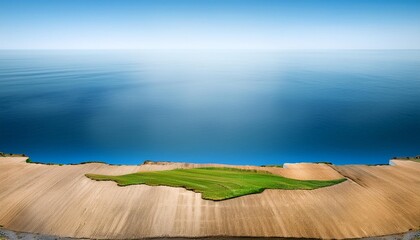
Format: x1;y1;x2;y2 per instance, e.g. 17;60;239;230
0;50;419;165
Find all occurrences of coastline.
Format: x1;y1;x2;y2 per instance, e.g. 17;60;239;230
4;151;418;167
1;227;419;240
0;156;419;239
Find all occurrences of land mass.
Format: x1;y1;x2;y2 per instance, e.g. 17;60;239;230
86;167;346;200
0;156;419;239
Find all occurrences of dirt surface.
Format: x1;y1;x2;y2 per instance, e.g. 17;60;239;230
0;157;419;239
1;228;419;240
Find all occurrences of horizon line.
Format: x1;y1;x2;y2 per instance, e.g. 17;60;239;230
1;48;420;51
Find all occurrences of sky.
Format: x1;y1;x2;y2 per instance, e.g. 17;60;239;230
1;0;420;49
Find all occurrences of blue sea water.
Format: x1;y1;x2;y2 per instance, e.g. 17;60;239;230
0;50;419;165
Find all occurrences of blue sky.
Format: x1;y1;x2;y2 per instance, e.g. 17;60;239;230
1;0;420;49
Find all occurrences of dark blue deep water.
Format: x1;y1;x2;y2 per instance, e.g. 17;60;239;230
0;50;419;165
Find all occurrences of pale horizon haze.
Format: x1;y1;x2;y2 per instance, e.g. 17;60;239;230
1;0;420;50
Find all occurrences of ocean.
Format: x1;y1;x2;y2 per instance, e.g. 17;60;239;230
0;50;419;165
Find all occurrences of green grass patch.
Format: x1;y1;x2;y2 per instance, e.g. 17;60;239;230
25;158;63;166
313;161;333;165
0;152;26;157
364;163;389;166
86;167;346;201
261;164;283;168
392;156;420;163
25;158;122;166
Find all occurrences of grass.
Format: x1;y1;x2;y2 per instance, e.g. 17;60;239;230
0;152;26;157
25;158;123;166
25;158;63;166
365;163;389;166
86;167;346;201
261;164;283;168
313;161;333;165
392;156;420;163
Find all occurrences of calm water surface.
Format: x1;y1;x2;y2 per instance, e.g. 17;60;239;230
0;50;419;165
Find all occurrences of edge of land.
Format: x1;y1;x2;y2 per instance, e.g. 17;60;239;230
1;227;419;240
0;154;419;240
2;151;419;167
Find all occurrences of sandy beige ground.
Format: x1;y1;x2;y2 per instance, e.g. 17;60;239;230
0;157;419;239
